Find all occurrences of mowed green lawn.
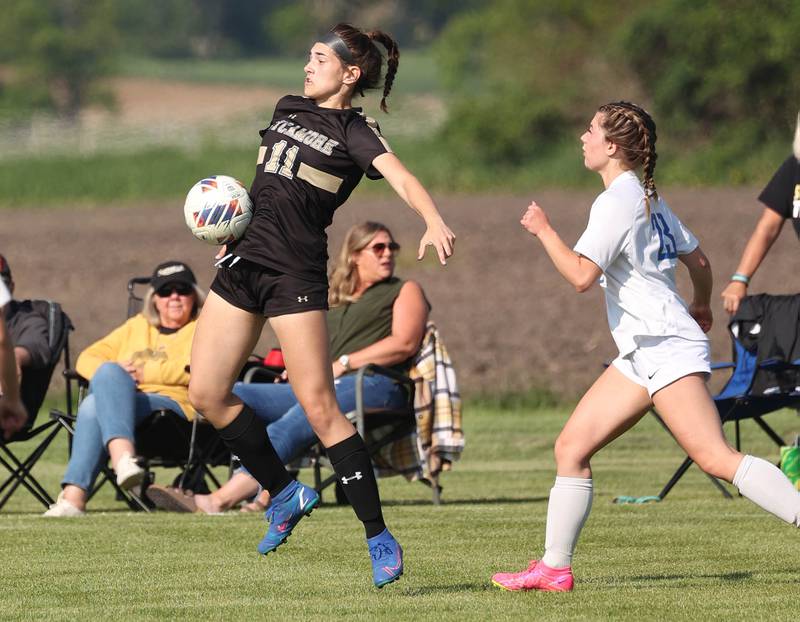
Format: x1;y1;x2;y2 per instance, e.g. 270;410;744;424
1;401;799;621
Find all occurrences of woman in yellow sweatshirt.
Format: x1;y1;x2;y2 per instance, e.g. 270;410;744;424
45;261;205;516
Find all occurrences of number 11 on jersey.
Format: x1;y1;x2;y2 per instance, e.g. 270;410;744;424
257;140;298;179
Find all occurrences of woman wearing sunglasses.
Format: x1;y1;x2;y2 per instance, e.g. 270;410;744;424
45;261;205;516
149;223;428;517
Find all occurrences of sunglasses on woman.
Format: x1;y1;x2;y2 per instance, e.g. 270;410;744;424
156;283;194;297
365;242;400;256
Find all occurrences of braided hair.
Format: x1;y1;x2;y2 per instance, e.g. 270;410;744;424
598;101;658;212
331;23;400;113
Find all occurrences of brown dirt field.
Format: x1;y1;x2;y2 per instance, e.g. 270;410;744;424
82;77;280;126
2;187;798;399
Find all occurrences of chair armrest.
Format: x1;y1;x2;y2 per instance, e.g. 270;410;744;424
242;366;282;383
356;363;415;389
62;368;88;388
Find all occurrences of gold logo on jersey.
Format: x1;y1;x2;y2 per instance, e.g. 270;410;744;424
268;120;340;155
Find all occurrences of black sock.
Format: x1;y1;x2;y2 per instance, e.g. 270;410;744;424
217;404;292;498
327;432;386;538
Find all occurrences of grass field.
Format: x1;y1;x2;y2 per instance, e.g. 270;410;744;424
1;400;799;620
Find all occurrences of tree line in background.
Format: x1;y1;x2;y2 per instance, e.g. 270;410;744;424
0;0;798;185
0;0;472;120
434;0;800;181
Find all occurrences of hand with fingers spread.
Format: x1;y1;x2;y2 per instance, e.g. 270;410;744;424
417;220;456;265
520;201;551;237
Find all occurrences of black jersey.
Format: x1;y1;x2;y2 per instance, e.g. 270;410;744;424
231;95;391;282
758;155;800;238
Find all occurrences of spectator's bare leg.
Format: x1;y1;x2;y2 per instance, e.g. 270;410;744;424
195;470;260;513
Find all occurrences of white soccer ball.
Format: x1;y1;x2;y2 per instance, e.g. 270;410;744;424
183;175;253;245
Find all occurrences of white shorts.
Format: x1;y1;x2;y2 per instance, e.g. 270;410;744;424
612;335;711;397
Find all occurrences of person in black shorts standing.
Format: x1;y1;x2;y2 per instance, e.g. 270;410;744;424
188;23;455;588
721;115;800;314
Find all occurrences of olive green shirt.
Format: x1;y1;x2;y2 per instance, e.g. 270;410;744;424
328;277;410;372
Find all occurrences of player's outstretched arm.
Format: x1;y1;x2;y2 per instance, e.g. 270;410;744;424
521;201;601;292
372;153;455;265
679;246;713;333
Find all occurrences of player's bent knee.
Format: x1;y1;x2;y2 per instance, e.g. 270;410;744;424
554;434;590;471
187;382;225;416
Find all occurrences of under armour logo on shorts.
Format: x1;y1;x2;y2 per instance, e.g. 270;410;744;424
297;295;309;303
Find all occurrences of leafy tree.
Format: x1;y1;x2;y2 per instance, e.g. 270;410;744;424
265;3;313;57
434;0;636;167
619;0;800;143
0;0;119;120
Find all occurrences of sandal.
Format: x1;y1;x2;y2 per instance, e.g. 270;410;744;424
146;485;198;513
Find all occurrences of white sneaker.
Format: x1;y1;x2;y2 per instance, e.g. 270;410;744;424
43;492;85;517
115;452;144;490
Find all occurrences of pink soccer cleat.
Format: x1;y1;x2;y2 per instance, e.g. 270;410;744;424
491;559;574;592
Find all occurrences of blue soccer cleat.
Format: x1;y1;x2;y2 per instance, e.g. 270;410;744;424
257;480;319;555
368;528;403;587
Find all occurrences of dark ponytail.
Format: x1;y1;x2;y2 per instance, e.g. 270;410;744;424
330;23;400;113
366;30;399;113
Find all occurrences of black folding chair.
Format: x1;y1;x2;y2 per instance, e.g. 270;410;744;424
52;276;229;511
243;360;442;505
0;300;74;510
654;293;800;500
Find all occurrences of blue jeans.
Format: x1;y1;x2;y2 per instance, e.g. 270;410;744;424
62;362;186;492
232;373;408;464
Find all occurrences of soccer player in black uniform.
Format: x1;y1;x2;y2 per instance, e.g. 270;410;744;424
188;23;455;588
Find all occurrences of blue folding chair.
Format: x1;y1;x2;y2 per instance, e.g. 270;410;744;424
654;293;800;500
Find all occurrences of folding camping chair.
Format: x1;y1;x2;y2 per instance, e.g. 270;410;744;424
243;361;429;503
0;300;74;510
243;322;464;505
52;276;230;511
654;293;800;500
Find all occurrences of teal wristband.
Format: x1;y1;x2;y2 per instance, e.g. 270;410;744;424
731;273;750;285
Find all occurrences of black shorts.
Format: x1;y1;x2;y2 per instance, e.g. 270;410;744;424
210;257;328;317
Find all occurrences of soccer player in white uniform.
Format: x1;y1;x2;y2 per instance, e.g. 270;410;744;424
492;101;800;593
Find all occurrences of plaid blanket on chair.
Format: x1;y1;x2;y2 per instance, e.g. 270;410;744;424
371;322;464;481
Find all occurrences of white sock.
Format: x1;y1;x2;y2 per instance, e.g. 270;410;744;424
542;476;593;568
733;455;800;526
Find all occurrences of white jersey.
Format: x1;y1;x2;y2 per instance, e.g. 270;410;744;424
573;170;707;357
0;279;9;309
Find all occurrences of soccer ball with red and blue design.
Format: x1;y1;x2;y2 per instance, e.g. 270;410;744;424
183;175;253;245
